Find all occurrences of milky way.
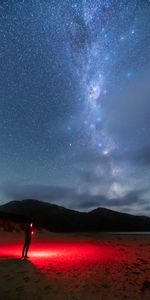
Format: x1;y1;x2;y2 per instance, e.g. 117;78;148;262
0;1;150;215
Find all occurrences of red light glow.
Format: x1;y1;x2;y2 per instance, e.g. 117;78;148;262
0;239;136;267
0;235;149;300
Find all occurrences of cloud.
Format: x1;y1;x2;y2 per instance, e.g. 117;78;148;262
71;189;147;210
73;146;150;204
0;182;149;216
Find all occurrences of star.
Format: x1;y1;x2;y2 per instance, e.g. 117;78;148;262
0;0;149;216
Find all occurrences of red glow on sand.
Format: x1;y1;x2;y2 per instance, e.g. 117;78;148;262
0;235;149;299
0;239;135;269
0;237;139;288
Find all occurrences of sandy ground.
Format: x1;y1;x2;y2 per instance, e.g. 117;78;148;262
0;229;150;300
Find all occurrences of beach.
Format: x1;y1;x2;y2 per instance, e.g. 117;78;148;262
0;229;150;300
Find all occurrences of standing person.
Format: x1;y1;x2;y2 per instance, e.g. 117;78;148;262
21;222;33;259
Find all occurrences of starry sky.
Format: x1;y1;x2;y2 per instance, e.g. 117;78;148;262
0;0;150;215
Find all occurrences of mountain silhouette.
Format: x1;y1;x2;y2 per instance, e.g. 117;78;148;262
0;199;149;232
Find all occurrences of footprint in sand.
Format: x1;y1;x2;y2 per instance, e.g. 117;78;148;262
132;271;142;275
24;276;30;282
16;286;24;292
3;275;12;280
35;279;41;283
138;258;147;264
44;285;51;290
141;281;150;292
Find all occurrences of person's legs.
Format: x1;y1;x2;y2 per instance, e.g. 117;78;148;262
24;239;31;257
22;242;27;258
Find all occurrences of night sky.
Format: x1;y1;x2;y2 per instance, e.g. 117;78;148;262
0;0;150;215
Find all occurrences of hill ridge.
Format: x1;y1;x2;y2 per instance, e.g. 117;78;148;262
0;199;149;232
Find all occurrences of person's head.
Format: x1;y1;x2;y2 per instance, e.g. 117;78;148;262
24;222;31;229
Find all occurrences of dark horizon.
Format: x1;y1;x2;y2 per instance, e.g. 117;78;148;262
1;198;150;219
0;1;150;216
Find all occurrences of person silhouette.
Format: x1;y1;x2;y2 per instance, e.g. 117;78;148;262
21;222;33;259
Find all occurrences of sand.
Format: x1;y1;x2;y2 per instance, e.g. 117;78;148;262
0;229;150;300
